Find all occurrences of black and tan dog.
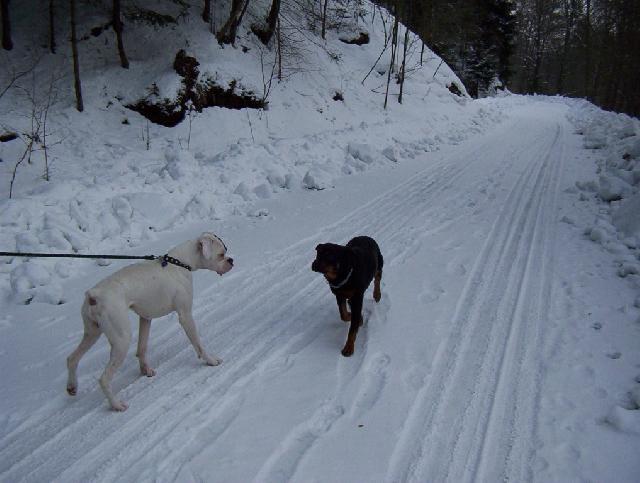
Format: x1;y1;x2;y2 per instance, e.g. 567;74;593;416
312;236;383;357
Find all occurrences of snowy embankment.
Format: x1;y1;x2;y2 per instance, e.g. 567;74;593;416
0;0;500;306
567;101;640;301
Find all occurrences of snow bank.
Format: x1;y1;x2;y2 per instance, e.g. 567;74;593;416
568;101;640;282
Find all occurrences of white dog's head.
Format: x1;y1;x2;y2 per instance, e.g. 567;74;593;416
198;232;234;275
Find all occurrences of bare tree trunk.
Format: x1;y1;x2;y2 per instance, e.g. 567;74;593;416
1;0;12;50
252;0;280;45
70;0;83;112
584;0;592;99
384;14;399;109
217;0;249;45
398;25;409;103
321;0;328;40
264;0;280;43
203;0;211;22
49;0;56;53
113;0;129;68
277;17;282;81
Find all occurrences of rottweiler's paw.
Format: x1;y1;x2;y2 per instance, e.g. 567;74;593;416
341;345;354;357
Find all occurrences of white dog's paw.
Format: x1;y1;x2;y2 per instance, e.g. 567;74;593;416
111;400;129;412
204;355;222;366
66;383;77;396
140;364;156;377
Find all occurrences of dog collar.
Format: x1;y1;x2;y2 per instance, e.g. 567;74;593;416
329;268;353;289
159;254;192;271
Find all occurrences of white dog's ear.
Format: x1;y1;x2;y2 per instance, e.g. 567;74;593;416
198;235;214;259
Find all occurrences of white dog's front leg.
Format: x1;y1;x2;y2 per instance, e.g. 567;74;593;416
177;311;222;366
136;317;156;377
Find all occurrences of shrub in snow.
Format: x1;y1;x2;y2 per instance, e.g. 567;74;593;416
15;232;42;252
303;167;332;190
588;226;609;244
32;283;64;305
597;175;631;202
618;262;640;278
163;149;196;180
575;180;598;192
347;143;377;164
126;192;179;230
382;146;399;162
253;183;272;199
612;192;640;240
234;182;252;201
583;124;607;149
625;137;640;158
39;228;73;251
606;405;640;435
266;168;291;190
10;262;54;304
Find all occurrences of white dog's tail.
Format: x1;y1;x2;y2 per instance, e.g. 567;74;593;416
84;290;103;327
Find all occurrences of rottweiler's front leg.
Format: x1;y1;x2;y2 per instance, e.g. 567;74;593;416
342;292;363;357
335;295;351;322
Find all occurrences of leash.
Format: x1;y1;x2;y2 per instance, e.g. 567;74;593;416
0;252;192;271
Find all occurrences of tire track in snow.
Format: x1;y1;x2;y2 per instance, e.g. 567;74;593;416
0;119;533;482
249;122;545;483
385;120;565;483
0;139;470;482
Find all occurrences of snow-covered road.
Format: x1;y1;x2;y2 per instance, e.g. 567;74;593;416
1;100;639;482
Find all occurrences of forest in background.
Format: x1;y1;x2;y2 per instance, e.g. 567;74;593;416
378;0;640;117
1;0;639;117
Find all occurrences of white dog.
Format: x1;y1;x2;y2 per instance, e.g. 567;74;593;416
66;232;233;411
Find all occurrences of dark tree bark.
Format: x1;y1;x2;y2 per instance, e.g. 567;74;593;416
384;14;398;109
321;0;328;40
113;0;129;68
1;0;12;50
584;0;591;99
252;0;280;45
70;0;83;112
49;0;56;53
216;0;249;45
398;25;409;104
202;0;211;23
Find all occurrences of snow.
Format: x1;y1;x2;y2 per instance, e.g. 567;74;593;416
1;1;640;482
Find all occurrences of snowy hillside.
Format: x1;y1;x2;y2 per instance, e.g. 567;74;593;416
0;0;492;305
1;1;640;482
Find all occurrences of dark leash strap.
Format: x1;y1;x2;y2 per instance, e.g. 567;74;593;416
0;251;192;271
159;254;192;271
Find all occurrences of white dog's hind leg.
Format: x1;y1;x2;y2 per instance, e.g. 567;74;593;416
177;311;222;366
136;317;156;377
99;316;132;411
66;316;101;396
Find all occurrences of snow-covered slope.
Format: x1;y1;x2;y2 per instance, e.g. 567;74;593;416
0;0;491;305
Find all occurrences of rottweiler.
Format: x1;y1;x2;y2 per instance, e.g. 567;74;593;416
311;236;383;357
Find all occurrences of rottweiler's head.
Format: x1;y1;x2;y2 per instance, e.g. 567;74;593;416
312;243;351;282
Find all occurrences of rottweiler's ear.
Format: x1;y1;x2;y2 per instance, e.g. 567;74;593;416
315;244;322;251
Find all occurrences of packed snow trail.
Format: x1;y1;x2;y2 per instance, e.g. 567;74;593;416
0;102;583;482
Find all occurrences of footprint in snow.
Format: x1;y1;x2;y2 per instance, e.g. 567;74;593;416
351;353;391;416
606;352;622;360
419;284;445;304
